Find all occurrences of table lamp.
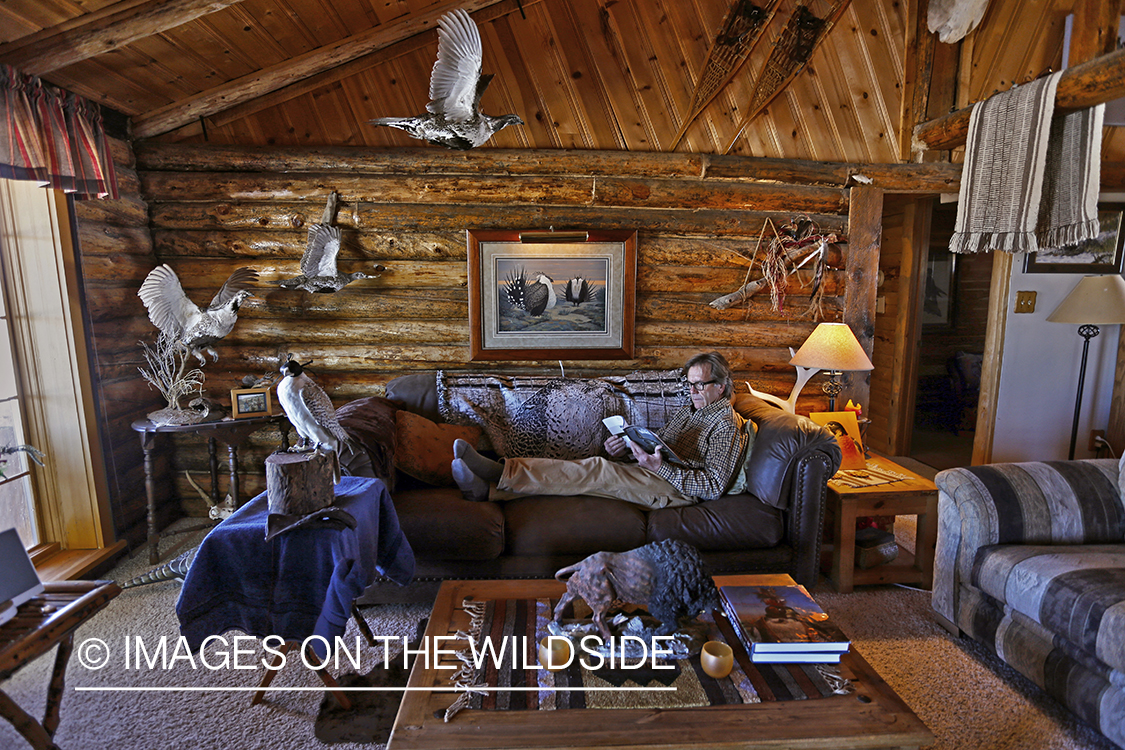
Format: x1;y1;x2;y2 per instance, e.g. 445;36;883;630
1046;274;1125;460
788;323;874;411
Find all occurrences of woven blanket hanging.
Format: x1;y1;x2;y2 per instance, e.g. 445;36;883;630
668;0;781;150
722;0;851;155
950;71;1104;254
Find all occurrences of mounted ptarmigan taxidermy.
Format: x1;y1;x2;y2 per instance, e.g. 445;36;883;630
276;358;350;482
369;8;523;149
927;0;991;43
278;192;384;293
138;264;258;366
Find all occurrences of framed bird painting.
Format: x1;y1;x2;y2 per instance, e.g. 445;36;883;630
467;230;637;361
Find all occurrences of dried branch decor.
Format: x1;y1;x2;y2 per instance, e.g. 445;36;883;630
139;333;206;424
709;215;839;319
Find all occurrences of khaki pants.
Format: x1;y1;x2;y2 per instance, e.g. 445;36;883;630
494;456;697;509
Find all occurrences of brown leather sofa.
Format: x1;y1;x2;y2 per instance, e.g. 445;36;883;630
342;372;842;603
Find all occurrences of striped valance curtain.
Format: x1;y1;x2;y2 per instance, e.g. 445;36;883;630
1;64;118;200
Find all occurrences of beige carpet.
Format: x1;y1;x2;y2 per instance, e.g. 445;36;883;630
0;520;1118;750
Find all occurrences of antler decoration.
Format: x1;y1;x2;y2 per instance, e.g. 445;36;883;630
709;215;841;318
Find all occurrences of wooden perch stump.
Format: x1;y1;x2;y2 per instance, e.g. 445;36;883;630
266;450;334;515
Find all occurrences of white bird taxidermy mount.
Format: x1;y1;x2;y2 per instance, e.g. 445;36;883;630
138;264;258;366
278;192;384;293
745;346;819;414
276;358;350;483
369;8;523;149
927;0;991;44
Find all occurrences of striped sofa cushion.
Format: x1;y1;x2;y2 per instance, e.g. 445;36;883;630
970;544;1125;674
936;461;1124;545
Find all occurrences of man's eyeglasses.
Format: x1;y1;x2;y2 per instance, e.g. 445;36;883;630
686;379;717;392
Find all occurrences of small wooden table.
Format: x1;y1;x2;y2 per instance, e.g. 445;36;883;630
132;414;289;564
0;581;121;750
822;455;939;593
388;575;933;750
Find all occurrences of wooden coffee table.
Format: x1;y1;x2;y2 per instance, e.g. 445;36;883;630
388;575;932;749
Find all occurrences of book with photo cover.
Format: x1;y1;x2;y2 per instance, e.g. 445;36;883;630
601;416;688;466
719;583;850;654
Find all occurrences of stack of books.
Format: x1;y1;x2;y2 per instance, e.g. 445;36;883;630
719;583;850;663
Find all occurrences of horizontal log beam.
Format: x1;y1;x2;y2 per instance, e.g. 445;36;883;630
138;172;848;214
147;202;848;236
134;142;964;192
913;47;1125;151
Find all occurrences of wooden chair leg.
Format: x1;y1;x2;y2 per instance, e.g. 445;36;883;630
352;602;376;647
42;635;74;737
251;641;294;705
0;689;59;750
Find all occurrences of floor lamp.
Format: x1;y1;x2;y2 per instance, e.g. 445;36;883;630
1046;274;1125;460
788;323;874;411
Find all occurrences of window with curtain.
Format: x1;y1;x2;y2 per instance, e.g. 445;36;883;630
0;64;117;200
0;249;37;547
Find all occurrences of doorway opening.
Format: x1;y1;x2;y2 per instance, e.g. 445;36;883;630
909;202;990;471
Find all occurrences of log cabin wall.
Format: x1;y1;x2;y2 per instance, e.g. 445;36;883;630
128;143;857;519
71;137;167;545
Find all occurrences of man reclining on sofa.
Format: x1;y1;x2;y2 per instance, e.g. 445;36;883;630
451;351;752;509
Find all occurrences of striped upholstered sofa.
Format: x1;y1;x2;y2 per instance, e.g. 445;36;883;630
932;458;1125;749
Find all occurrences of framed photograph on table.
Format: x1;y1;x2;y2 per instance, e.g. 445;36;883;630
230;387;272;419
1024;207;1125;274
467;229;637;361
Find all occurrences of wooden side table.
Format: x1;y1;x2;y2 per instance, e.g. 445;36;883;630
0;581;121;750
132;414;290;564
822;454;939;593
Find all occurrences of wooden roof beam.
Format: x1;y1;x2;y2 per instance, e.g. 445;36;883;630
0;0;246;77
912;46;1125;152
130;0;516;140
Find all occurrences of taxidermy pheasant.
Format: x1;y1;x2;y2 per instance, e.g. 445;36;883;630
369;8;523;149
276;358;350;482
278;192;383;293
138;264;258;366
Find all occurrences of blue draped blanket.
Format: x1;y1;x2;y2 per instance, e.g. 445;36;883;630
177;476;414;655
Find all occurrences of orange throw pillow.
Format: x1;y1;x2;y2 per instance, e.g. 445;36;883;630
394;410;484;487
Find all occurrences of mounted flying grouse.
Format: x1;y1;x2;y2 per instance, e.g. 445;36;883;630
276;359;350;483
278;192;383;293
138;264;258;365
369;8;523;149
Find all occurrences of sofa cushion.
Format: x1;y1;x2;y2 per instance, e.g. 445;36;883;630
394;410;483;487
502;496;648;557
385;372;441;422
731;393;841;510
646;493;783;551
391;487;505;560
336;396;398;491
971;543;1125;673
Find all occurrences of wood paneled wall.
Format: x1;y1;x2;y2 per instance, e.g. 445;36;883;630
72;137;167;545
85;143;867;526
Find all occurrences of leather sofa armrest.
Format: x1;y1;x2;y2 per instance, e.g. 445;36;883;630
782;449;835;587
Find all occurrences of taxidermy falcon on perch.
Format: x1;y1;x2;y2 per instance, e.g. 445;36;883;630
277;191;384;293
369;8;523;149
137;264;258;366
276;358;350;482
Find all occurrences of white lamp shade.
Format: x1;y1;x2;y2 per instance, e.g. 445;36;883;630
789;322;874;371
1046;274;1125;324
